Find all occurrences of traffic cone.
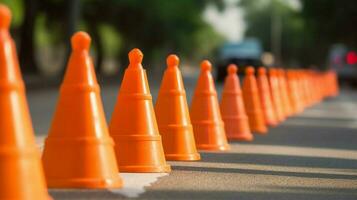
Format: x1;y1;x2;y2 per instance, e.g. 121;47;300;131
0;4;51;199
328;70;339;97
286;70;302;115
220;64;253;141
155;54;200;161
242;67;267;134
42;31;123;188
300;71;311;108
109;48;171;172
269;69;285;123
190;60;230;151
257;67;278;126
295;71;305;110
278;69;293;117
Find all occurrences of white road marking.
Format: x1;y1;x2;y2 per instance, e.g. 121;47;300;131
110;173;168;198
285;94;357;128
36;137;168;198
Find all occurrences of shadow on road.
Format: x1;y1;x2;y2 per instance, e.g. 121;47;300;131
199;152;357;170
171;165;357;180
242;122;357;151
143;188;357;200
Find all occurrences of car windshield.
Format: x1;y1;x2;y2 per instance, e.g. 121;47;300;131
220;40;262;60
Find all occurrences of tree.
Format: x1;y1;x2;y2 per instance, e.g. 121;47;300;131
239;0;307;67
81;0;225;72
301;0;357;66
3;0;226;76
241;0;357;67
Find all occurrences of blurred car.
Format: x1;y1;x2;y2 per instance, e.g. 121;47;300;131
328;44;357;86
215;38;263;81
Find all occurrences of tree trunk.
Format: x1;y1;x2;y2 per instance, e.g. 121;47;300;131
89;23;104;73
61;0;81;75
19;0;39;74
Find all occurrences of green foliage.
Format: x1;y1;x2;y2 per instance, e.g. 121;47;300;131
302;0;357;46
300;0;357;66
99;25;122;57
240;0;306;66
36;0;225;70
81;0;224;64
241;0;357;67
0;0;23;27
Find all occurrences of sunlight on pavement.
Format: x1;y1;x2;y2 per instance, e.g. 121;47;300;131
233;144;357;160
172;161;357;176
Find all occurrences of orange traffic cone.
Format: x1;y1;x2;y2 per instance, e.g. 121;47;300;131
242;67;267;134
286;70;302;115
295;71;305;110
220;64;253;141
269;69;285;123
329;70;338;97
155;54;200;161
0;5;51;199
190;60;230;151
42;32;122;188
257;67;278;126
109;48;171;172
278;69;293;117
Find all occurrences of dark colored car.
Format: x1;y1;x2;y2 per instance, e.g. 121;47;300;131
328;44;357;86
215;39;263;81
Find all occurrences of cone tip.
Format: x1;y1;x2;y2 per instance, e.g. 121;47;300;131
258;67;266;75
71;31;91;51
246;66;254;75
200;60;212;72
227;64;237;74
129;48;143;64
0;4;11;29
167;54;179;68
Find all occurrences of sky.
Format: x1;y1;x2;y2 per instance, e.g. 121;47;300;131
203;0;301;42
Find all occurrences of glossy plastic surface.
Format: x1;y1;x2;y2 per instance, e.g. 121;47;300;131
42;31;123;188
190;60;230;151
257;67;278;126
155;54;200;160
0;4;52;199
278;69;293;117
109;48;171;172
242;67;267;134
268;69;286;122
220;64;253;141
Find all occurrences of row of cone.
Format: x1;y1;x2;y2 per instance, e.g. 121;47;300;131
0;4;339;199
221;65;339;141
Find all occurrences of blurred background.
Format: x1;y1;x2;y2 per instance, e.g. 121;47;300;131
2;0;357;85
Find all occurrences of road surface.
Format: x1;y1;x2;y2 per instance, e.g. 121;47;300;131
27;76;357;200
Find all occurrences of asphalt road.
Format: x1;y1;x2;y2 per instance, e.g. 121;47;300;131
27;76;357;200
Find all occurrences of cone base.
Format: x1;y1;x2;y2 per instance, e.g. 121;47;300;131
118;164;171;173
47;177;123;189
227;133;254;142
252;128;268;134
266;121;279;127
277;118;286;123
165;153;201;161
196;144;230;151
